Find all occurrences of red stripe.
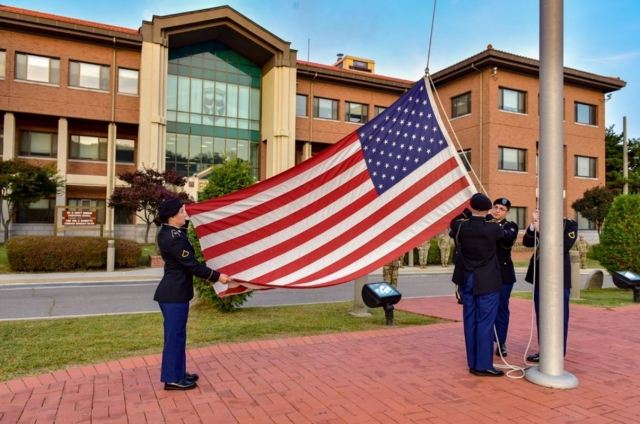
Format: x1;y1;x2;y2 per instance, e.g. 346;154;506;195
186;132;360;217
195;149;365;240
232;157;462;285
203;168;373;259
271;177;470;288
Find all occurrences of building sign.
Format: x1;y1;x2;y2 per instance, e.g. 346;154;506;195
62;210;97;226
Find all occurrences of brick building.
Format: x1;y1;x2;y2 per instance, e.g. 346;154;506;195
0;5;625;243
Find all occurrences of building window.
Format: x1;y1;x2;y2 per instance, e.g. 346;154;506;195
70;135;107;161
576;211;595;231
17;198;55;223
15;53;60;84
116;138;135;163
458;149;472;172
20;131;58;158
118;68;138;95
69;61;109;90
451;92;471;118
314;97;338;120
575;155;596;178
508;207;527;230
498;147;526;172
499;87;526;114
575;102;597;126
345;101;368;124
296;94;307;117
374;106;387;116
351;60;370;71
0;50;5;78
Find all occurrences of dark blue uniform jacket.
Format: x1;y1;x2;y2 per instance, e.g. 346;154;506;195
153;223;220;303
522;218;578;289
450;212;504;295
492;217;519;285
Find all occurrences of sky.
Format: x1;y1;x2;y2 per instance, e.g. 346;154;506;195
13;0;640;138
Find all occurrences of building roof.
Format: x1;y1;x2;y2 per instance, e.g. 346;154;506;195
0;5;139;34
297;60;414;94
431;46;626;93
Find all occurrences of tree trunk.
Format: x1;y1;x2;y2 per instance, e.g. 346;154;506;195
2;221;8;243
144;222;151;244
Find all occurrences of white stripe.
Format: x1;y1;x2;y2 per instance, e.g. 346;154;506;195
199;159;369;253
190;140;361;227
226;148;459;284
260;160;469;287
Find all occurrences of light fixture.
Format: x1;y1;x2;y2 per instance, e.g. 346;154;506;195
362;282;402;325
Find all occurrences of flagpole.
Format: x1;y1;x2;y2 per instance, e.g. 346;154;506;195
525;0;578;389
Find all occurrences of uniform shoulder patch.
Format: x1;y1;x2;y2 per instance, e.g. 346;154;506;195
171;229;181;239
567;231;576;239
182;249;189;258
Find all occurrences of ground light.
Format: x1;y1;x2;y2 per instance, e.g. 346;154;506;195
361;282;402;325
612;271;640;303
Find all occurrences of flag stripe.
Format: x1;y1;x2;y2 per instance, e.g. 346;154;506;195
190;133;361;234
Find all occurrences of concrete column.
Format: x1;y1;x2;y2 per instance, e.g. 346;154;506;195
262;65;297;178
56;118;68;208
2;113;16;242
2;113;15;160
350;276;372;317
105;123;117;238
302;142;312;161
138;41;168;171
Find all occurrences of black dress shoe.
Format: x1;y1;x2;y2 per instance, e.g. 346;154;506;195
495;343;507;357
527;353;540;362
457;298;463;305
472;368;504;377
469;368;475;374
164;379;197;391
184;373;199;382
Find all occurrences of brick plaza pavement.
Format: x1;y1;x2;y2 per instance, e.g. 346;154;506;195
1;296;639;423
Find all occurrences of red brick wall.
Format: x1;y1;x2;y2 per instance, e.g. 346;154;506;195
0;29;140;124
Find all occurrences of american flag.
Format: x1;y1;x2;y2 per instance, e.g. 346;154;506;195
186;77;476;296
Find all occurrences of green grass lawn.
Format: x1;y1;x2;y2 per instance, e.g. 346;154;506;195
513;257;602;268
512;287;638;308
0;301;442;382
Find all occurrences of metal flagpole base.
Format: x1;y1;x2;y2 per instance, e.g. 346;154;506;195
525;366;579;389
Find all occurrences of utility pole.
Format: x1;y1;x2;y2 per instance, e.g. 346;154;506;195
623;116;628;195
525;0;579;389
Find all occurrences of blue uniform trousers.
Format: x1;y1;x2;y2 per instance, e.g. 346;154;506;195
158;302;190;383
461;274;500;371
533;284;570;355
495;283;514;344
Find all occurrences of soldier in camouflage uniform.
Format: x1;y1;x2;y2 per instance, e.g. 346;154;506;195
576;236;589;269
417;240;431;269
383;256;402;287
437;229;453;267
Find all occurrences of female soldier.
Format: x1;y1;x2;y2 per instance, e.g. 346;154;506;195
153;197;232;390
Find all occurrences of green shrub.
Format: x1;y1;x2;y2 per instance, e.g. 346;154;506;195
599;194;640;275
587;244;601;261
5;236;141;272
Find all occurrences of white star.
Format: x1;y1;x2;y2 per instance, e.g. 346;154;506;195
383;139;388;144
381;126;385;131
412;134;417;140
382;174;386;179
402;167;407;172
424;125;429;130
372;148;377;153
388;152;393;157
419;86;423;91
391;176;396;181
419;112;424;117
430;138;434;143
376;137;380;142
397;154;402;159
407;122;412;127
423;100;427;105
411;110;415;115
368;158;372;163
433;127;438;132
417;147;422;152
373;171;377;176
380;150;385;155
379;184;383;189
360;132;365;137
439;140;444;145
394;165;399;170
400;143;405;148
385;116;390;121
364;145;369;150
427;149;431;154
368;135;372;139
396;131;401;136
404;108;409;113
392;118;397;123
421;136;425;141
403;133;408;138
376;161;381;166
409;145;414;150
373;124;378;129
397;106;402;111
409;96;413;101
400;119;405;125
392;142;397;146
428;113;432;118
385;163;390;168
405;156;410;161
415;158;419;163
415;98;420;103
388;129;392;133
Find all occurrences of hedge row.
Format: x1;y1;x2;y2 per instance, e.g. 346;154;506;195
6;236;141;272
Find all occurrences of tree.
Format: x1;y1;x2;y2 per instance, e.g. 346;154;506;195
605;125;640;194
571;186;614;235
598;194;640;275
0;159;65;241
108;168;190;244
188;157;256;312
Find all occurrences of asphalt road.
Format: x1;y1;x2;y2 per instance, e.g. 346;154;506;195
0;273;614;321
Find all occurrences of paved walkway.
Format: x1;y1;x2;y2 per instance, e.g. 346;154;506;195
1;296;638;423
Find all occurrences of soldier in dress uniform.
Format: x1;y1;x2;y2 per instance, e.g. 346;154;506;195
383;256;402;287
522;209;578;362
437;229;453;267
417;240;430;269
489;198;519;357
450;193;506;377
575;236;589;269
153;197;232;390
